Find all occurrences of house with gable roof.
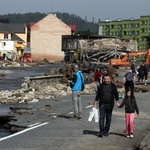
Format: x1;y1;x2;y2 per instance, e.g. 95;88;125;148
0;23;27;60
30;13;71;61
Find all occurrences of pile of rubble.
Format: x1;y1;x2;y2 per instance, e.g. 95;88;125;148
0;60;149;104
0;82;101;104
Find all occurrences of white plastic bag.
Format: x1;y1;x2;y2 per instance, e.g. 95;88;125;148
88;107;99;122
88;108;95;121
94;108;99;122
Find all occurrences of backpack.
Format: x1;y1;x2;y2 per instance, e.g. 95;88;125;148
126;72;133;81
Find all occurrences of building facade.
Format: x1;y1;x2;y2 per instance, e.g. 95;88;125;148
0;23;27;61
30;14;71;61
99;15;150;50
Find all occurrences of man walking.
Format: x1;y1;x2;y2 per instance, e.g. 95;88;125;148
94;73;119;137
69;64;84;120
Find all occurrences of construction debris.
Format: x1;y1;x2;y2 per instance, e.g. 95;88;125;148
79;38;137;62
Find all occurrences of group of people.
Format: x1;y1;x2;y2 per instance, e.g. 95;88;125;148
130;63;149;82
68;64;140;139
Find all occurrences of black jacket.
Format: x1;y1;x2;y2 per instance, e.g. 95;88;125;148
95;82;119;109
119;97;139;114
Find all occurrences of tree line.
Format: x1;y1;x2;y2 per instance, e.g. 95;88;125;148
0;12;98;35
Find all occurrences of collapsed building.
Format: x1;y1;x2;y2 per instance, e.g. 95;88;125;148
62;35;137;63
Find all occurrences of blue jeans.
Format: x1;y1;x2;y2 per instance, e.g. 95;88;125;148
99;103;113;134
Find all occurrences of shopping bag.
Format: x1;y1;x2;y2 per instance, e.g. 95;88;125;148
88;108;95;121
88;107;99;122
94;108;99;123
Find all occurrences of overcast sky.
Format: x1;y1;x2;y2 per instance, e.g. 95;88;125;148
0;0;150;22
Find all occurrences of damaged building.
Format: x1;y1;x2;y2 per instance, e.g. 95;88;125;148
62;35;137;63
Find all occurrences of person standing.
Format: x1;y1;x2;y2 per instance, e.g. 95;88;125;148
94;67;102;93
68;64;84;120
118;89;139;138
137;65;144;82
94;73;119;137
2;53;6;61
123;69;135;94
130;63;136;75
99;68;108;84
143;63;148;81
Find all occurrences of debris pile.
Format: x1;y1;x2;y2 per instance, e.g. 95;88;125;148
79;38;137;62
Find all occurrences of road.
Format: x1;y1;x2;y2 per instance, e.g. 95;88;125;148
0;92;149;150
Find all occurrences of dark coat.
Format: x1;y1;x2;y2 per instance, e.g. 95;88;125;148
95;82;119;109
119;97;139;114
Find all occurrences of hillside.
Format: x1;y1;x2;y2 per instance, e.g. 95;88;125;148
0;12;98;34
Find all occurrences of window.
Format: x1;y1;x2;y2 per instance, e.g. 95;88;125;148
135;31;139;35
130;23;135;28
3;42;6;46
135;24;139;27
124;31;127;35
141;20;145;25
117;24;122;29
141;29;145;33
111;25;115;29
123;24;126;28
67;40;71;48
4;34;8;39
105;25;109;29
130;31;135;36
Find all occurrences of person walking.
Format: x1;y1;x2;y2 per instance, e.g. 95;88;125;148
94;67;102;93
118;89;139;138
94;73;120;137
123;69;135;94
68;64;84;120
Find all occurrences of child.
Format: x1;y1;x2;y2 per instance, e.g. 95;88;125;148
118;89;139;138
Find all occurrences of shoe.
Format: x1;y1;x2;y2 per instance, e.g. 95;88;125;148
126;134;130;138
104;131;109;137
98;132;103;138
130;133;134;138
69;116;78;121
78;116;82;120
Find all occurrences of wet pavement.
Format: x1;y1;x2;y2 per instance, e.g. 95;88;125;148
0;92;149;149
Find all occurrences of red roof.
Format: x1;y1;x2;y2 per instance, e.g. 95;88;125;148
30;22;36;27
68;25;76;32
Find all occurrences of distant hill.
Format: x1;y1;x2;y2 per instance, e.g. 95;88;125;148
0;12;98;34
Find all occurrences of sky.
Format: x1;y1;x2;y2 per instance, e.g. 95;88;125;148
0;0;150;22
